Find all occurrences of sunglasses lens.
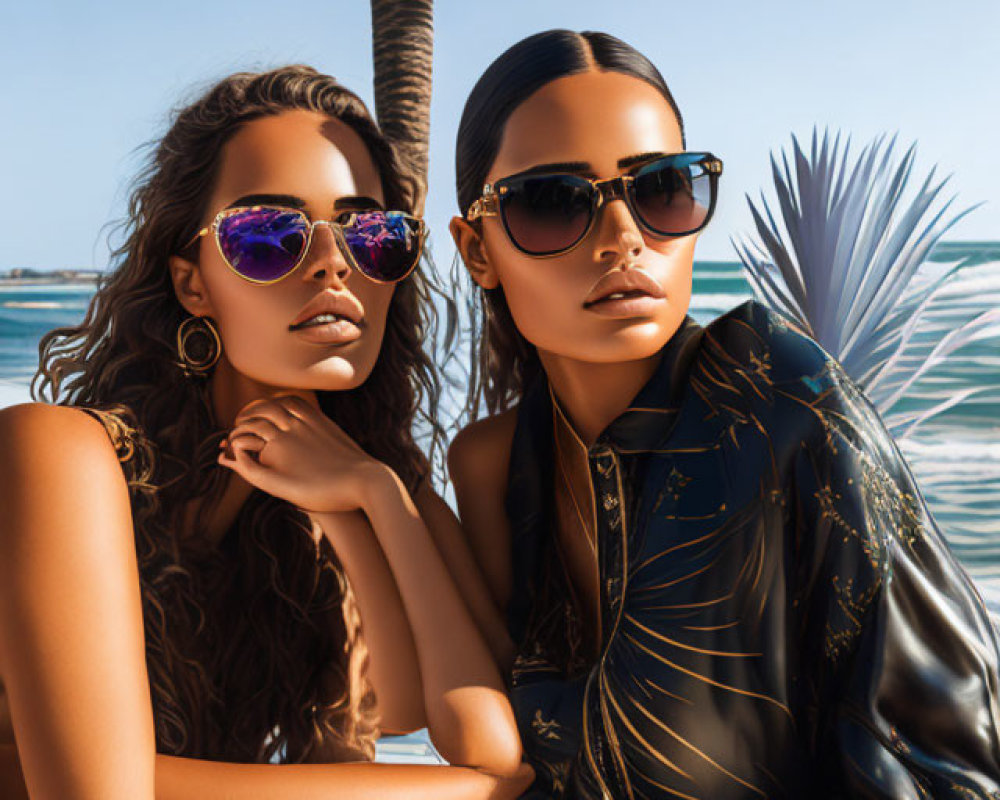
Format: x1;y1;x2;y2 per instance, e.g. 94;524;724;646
500;175;593;255
340;211;423;282
631;155;715;236
217;207;308;282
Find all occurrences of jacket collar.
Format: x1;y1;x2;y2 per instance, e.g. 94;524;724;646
504;314;705;639
541;314;706;455
598;314;704;452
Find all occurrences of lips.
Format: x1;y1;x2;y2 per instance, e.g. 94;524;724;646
583;267;666;307
289;291;365;330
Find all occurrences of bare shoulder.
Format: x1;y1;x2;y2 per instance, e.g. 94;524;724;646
447;408;519;488
447;409;519;610
0;403;131;547
0;404;154;798
0;402;118;457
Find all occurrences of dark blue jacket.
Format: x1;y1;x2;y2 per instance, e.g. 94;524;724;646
505;300;1000;798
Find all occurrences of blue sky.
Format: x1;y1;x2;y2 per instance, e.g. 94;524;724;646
2;0;997;269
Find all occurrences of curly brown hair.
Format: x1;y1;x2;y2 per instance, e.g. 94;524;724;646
31;65;449;763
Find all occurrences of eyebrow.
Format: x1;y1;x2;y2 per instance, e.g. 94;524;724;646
226;193;306;209
617;151;668;170
333;195;384;210
508;152;670;180
225;193;384;212
513;161;592;178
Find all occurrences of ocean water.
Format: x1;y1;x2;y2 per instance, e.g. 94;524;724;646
2;253;998;608
0;284;93;395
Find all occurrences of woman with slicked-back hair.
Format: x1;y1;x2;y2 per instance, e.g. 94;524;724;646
448;29;1000;798
0;65;532;799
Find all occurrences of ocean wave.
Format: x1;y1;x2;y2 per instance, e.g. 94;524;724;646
1;301;89;310
902;439;1000;461
0;283;97;294
934;271;1000;297
694;269;747;279
688;293;753;310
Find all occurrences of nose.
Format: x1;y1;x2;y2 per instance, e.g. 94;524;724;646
300;221;352;285
594;197;644;266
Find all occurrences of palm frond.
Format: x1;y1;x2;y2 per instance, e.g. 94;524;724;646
734;127;991;442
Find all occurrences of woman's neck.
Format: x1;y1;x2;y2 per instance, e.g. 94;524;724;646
187;357;320;550
208;356;320;427
537;347;664;447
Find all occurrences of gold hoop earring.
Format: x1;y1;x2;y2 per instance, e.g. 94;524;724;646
176;316;221;377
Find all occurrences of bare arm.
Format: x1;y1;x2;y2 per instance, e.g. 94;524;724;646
412;483;515;671
310;467;522;776
3;729;534;800
220;396;524;778
309;509;424;734
306;462;516;732
0;404;156;800
156;755;532;799
446;414;518;668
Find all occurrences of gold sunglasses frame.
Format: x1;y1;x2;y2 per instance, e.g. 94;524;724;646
183;205;427;285
466;153;723;258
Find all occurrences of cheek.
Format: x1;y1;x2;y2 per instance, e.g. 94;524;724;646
487;243;585;345
502;272;572;329
209;280;289;364
348;277;395;341
328;280;396;384
204;269;275;334
660;237;696;300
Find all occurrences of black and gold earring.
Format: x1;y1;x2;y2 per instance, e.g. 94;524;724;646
176;315;221;377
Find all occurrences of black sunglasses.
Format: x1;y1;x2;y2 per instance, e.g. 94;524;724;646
467;152;723;257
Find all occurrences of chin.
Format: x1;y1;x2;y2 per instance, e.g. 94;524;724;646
251;358;375;394
555;320;681;364
588;340;669;364
306;358;375;392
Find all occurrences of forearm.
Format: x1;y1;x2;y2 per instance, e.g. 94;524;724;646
312;512;424;732
455;582;515;674
312;468;522;776
156;754;532;800
413;484;517;672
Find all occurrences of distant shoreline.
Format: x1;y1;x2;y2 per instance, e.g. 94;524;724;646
0;276;101;287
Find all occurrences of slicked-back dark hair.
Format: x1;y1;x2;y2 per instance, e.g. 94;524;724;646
454;30;686;416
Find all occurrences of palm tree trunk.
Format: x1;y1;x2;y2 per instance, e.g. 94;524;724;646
370;0;434;216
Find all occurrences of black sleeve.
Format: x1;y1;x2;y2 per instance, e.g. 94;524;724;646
786;355;1000;798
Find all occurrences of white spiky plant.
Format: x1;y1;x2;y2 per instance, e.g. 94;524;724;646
733;129;1000;442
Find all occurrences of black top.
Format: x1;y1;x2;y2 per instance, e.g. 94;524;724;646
504;300;1000;798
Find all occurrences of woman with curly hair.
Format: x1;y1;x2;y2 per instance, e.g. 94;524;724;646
0;66;529;799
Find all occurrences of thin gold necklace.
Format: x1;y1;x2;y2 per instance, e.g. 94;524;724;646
551;396;603;660
551;403;598;559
